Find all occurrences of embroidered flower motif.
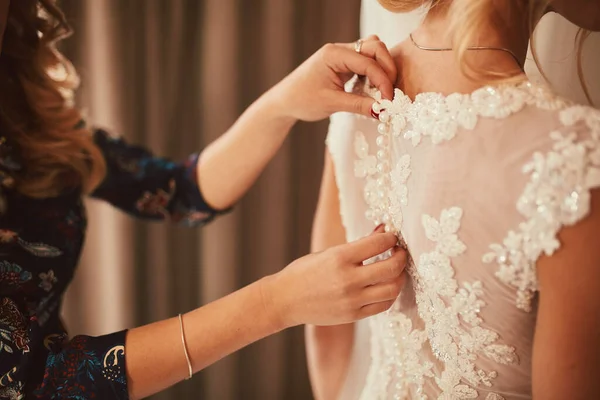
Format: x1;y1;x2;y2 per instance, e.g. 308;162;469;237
102;345;126;383
0;381;24;400
422;208;466;255
0;261;32;288
484;105;600;312
18;239;63;258
392;156;411;195
0;327;14;354
0;298;30;353
360;208;518;399
452;281;485;326
39;270;58;292
388;154;411;228
354;131;392;227
437;376;479;399
172;210;212;227
0;230;62;258
415;209;517;398
0;230;17;243
360;310;433;400
354;132;377;178
136;179;176;218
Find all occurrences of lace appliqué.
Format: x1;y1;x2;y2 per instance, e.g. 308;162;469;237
353;132;382;224
353;131;404;230
483;105;600;311
363;82;567;233
359;208;516;399
361;310;433;400
354;116;412;233
389;154;411;228
372;82;567;147
414;208;517;399
354;131;377;178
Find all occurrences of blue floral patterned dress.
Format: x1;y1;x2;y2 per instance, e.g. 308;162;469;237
0;129;224;399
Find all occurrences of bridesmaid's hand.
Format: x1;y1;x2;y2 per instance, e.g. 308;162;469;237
261;226;407;329
265;35;397;122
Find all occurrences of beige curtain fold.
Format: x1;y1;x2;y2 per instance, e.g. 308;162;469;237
526;14;600;105
59;1;360;399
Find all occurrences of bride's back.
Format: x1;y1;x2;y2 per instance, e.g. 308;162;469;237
324;2;600;399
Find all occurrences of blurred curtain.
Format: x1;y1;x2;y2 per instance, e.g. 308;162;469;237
58;1;360;399
526;14;600;105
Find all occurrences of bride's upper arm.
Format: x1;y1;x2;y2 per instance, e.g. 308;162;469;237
313;109;368;253
312;150;346;252
533;194;600;399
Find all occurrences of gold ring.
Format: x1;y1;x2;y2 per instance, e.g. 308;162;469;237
354;39;364;54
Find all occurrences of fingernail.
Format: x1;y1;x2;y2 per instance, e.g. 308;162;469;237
372;223;385;233
371;109;380;119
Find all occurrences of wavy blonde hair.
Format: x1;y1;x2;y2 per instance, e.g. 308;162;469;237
377;0;593;104
0;0;105;199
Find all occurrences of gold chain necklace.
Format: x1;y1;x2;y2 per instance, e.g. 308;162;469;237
409;33;522;68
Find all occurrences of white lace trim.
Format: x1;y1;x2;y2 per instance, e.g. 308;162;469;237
363;82;568;235
483;105;600;311
372;82;568;147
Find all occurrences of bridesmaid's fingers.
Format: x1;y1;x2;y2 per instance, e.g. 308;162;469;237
339;37;397;85
322;44;394;100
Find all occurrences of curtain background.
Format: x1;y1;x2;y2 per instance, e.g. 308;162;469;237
56;1;599;400
58;1;361;399
525;14;600;105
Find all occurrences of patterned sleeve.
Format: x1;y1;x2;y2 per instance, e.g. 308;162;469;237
91;129;229;226
0;296;128;399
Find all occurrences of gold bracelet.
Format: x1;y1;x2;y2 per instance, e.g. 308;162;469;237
178;313;193;380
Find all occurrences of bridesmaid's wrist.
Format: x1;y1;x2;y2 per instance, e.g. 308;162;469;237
257;274;291;333
257;87;298;130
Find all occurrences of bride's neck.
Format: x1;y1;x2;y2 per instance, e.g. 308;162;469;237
394;3;532;97
416;4;530;66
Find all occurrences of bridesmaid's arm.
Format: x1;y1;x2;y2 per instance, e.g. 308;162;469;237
532;191;600;400
91;129;227;226
126;228;405;399
197;92;295;210
198;40;398;210
126;277;281;400
305;151;356;400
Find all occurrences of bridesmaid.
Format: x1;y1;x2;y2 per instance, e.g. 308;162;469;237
0;1;406;399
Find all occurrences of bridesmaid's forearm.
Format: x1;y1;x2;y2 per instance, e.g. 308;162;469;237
197;91;296;210
125;277;282;400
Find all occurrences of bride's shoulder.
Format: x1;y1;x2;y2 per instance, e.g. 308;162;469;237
527;86;600;160
478;88;600;312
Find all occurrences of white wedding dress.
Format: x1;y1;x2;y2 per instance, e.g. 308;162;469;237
325;3;600;399
327;77;600;399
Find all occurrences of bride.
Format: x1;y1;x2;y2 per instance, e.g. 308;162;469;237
307;1;600;399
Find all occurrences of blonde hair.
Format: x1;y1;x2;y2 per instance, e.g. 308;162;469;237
0;0;106;199
377;0;593;104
